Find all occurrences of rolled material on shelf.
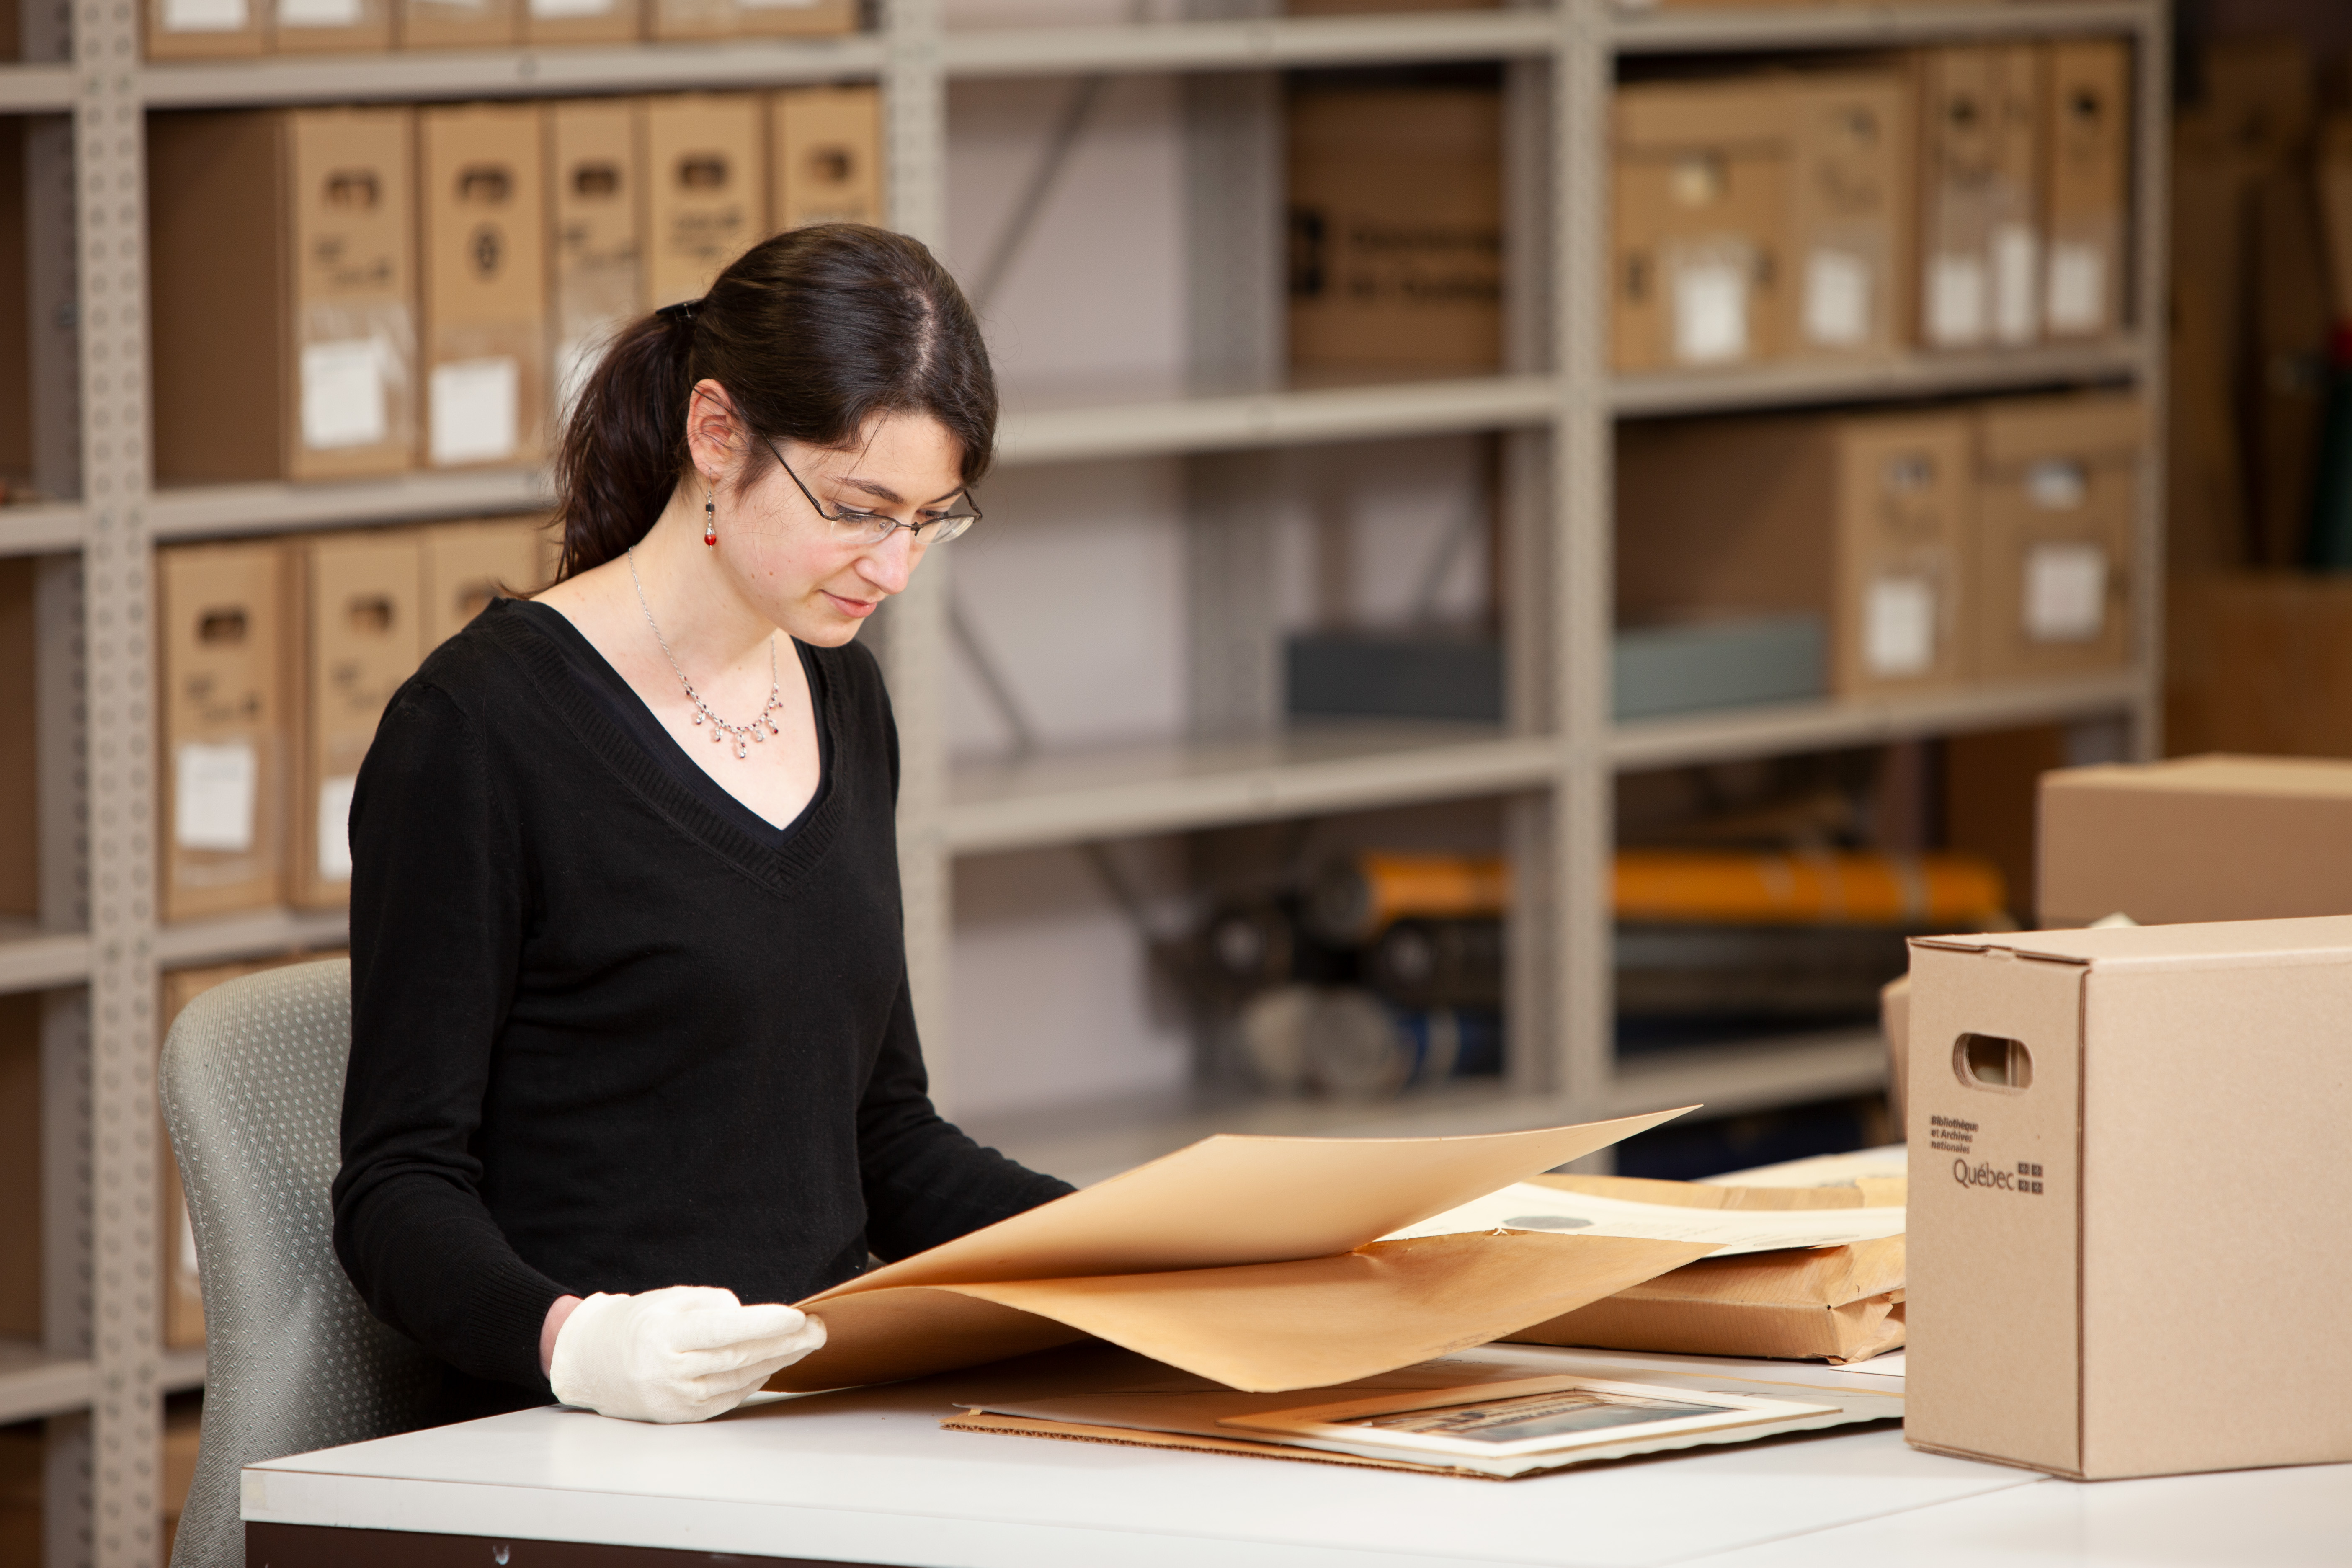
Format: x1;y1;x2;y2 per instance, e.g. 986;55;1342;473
1615;922;1912;1020
1307;852;1510;944
1238;984;1502;1100
1612;849;2005;927
1366;916;1504;1009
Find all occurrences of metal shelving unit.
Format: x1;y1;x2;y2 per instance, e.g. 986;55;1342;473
0;1;2166;1561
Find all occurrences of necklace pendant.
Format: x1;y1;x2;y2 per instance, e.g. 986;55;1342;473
732;735;749;759
690;711;703;725
752;728;765;743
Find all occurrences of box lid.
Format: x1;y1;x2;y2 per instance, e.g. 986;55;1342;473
1912;914;2352;969
2046;753;2352;801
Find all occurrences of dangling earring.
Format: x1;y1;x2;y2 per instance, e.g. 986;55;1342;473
704;489;717;547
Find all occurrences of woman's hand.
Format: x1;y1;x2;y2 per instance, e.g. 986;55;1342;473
547;1285;827;1423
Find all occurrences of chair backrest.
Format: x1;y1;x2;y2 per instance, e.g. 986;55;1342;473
159;957;437;1568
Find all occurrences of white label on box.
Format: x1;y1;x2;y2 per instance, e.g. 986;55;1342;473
1803;249;1871;348
2024;543;2107;643
429;358;520;467
739;0;822;9
2026;459;2089;511
1992;223;2040;344
530;0;612;17
2047;241;2106;334
278;0;361;26
1671;257;1748;364
1864;575;1937;677
318;775;358;883
300;339;389;451
162;0;248;31
1926;254;1986;346
174;740;257;853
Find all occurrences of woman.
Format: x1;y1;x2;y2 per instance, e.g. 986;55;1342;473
332;224;1072;1427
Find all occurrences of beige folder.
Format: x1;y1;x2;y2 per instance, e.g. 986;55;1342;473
775;1109;1715;1393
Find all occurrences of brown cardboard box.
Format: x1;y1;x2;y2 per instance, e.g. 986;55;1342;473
145;0;267;58
0;991;38;1339
648;0;849;41
421;516;551;650
643;94;768;308
2038;754;2352;927
398;0;518;47
771;85;885;230
1617;407;1975;697
2041;39;2129;339
420;103;548;472
1612;80;1786;373
158;542;292;923
1906;916;2352;1478
1783;71;1914;358
1971;392;2140;682
1917;45;2043;348
291;531;425;910
274;0;392;52
150;108;418;484
1288;87;1502;374
0;558;31;919
522;0;638;44
549;98;644;423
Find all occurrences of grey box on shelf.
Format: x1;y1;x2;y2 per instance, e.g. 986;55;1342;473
1613;614;1826;720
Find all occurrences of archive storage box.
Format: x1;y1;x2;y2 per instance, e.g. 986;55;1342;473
1617;408;1974;699
420;103;548;470
1782;71;1914;359
159;542;292;922
1906;917;2352;1479
150;108;418;484
1612;80;1785;372
523;0;639;44
2041;39;2130;339
400;0;518;49
275;0;395;53
1288;86;1502;373
771;85;885;230
1917;45;2043;349
291;531;424;909
644;94;767;307
648;0;850;42
145;0;266;58
1970;392;2140;682
549;98;643;420
421;516;550;649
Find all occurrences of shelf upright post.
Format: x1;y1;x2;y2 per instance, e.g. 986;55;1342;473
70;0;164;1551
882;0;961;1107
2127;0;2169;762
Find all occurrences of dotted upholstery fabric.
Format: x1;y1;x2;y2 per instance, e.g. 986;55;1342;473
159;958;438;1568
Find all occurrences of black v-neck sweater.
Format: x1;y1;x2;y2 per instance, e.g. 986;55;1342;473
331;598;1071;1406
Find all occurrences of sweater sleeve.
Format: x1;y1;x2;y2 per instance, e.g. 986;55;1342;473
855;975;1075;1262
332;678;573;1393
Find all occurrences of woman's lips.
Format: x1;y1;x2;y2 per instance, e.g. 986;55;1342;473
825;591;879;619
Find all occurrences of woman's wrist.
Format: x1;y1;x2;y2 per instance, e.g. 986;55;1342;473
541;1295;585;1378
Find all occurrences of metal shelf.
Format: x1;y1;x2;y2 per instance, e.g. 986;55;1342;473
0;926;92;995
945;9;1557;78
0;502;85;556
945;723;1559;856
1608;1027;1888;1122
1609;670;2148;772
139;35;887;110
0;64;73;113
1610;338;2146;420
996;373;1560;466
1608;0;2148;55
0;1341;95;1425
153;908;351;970
146;468;551;543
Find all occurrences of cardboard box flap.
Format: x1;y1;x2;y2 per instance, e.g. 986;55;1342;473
2051;753;2352;802
814;1109;1691;1300
1614;81;1789;151
1978;393;2146;467
1914;916;2352;969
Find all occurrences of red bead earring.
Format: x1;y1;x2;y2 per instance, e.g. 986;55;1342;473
704;491;717;547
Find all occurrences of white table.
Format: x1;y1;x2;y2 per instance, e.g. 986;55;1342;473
242;1350;2352;1568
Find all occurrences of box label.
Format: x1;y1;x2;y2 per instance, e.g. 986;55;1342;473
1803;249;1870;348
1927;253;1986;345
1992;224;2040;344
1864;575;1935;676
530;0;613;14
301;339;391;451
1669;247;1749;364
318;776;358;882
429;358;520;466
279;0;363;26
175;740;258;853
2025;542;2107;643
161;0;248;31
2047;242;2106;335
1952;1156;2048;1197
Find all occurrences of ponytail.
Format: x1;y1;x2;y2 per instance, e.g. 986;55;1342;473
549;224;998;580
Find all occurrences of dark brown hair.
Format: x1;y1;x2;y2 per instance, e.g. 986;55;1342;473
552;223;996;580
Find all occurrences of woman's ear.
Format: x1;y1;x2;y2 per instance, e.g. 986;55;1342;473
684;379;742;488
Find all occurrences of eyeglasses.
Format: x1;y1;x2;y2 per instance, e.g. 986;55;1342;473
767;439;982;547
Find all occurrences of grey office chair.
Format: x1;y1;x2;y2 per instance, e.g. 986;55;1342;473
159;957;438;1568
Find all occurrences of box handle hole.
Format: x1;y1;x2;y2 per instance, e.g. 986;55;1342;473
1956;1032;2032;1092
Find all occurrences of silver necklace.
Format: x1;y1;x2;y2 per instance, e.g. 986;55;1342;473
626;544;783;760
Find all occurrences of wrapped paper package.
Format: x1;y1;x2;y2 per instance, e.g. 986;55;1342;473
770;1111;1716;1393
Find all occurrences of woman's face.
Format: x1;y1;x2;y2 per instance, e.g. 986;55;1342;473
709;404;968;647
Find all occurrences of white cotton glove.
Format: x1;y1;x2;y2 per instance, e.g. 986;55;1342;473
548;1285;827;1424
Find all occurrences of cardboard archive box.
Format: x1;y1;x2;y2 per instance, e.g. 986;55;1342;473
150;108;418;483
2041;38;2130;339
273;0;393;53
400;0;518;48
771;85;885;230
291;531;425;909
549;98;643;421
522;0;639;44
420;104;549;471
158;542;292;922
1782;71;1914;359
1917;45;2043;348
1906;916;2352;1479
648;0;850;42
0;991;37;1340
643;94;768;307
0;558;31;920
1971;392;2140;682
2039;754;2352;928
1617;407;1975;697
421;516;552;649
145;0;267;59
1287;87;1502;374
1612;80;1786;372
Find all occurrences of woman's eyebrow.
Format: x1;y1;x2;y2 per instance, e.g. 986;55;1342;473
838;476;966;506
